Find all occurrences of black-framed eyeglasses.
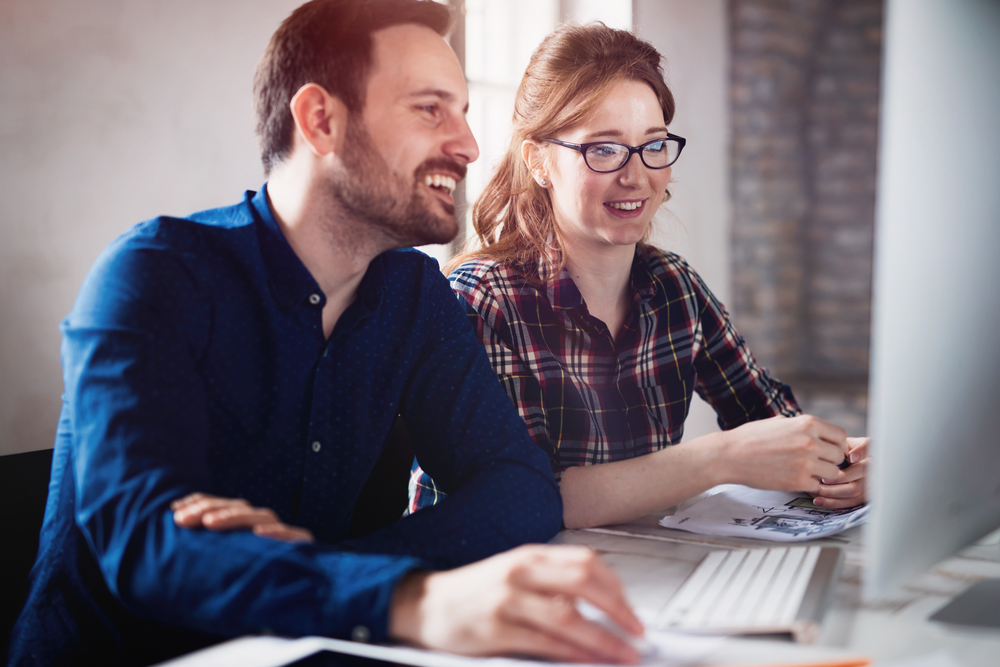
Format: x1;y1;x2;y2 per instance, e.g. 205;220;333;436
544;133;686;173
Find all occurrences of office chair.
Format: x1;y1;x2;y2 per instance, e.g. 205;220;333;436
0;448;53;661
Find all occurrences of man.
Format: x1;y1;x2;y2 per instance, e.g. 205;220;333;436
8;1;644;665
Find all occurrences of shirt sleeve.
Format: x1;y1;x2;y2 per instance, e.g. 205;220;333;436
345;258;563;567
63;232;421;644
679;257;802;428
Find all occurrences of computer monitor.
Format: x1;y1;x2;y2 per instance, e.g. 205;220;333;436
864;0;1000;621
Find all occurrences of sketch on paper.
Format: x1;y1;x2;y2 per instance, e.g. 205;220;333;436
659;484;869;542
744;513;841;538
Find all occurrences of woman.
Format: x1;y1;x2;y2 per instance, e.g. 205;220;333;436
411;23;868;529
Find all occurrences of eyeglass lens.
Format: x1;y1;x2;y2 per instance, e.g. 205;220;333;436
585;140;679;172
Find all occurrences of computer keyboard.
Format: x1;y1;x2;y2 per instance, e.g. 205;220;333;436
652;545;843;643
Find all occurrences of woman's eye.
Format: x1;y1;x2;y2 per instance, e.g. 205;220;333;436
644;141;666;153
591;144;618;157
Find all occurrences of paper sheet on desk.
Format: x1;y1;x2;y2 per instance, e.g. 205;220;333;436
659;484;868;541
310;631;719;667
157;606;723;667
282;630;721;667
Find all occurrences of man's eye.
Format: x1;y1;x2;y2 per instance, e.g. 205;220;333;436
420;105;440;116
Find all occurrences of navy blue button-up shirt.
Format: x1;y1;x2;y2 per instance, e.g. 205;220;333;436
9;188;561;666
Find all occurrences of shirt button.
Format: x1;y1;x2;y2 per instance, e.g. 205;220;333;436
311;441;322;453
351;625;370;643
308;293;322;305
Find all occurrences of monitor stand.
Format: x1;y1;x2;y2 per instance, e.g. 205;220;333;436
930;579;1000;629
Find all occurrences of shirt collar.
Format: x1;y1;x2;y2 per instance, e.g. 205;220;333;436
544;246;658;311
249;185;323;313
631;246;657;302
249;185;385;321
348;253;386;325
545;266;584;312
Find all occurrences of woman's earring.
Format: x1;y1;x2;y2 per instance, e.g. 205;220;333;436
539;177;548;187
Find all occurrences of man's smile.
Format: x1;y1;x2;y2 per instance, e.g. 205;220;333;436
423;173;457;196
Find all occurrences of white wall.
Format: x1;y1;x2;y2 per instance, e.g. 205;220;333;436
634;0;730;440
0;0;301;455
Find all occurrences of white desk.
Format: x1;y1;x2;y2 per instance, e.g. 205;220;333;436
551;510;1000;667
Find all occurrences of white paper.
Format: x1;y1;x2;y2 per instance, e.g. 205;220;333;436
158;595;723;667
658;484;868;542
155;636;329;667
158;628;723;667
303;631;720;667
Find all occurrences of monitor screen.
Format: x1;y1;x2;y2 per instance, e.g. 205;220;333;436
864;0;1000;602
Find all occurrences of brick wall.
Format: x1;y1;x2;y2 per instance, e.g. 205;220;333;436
729;0;882;434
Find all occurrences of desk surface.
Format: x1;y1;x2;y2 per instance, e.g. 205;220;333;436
552;509;1000;667
160;509;1000;667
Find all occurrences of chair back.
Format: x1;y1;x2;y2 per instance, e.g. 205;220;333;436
0;448;53;661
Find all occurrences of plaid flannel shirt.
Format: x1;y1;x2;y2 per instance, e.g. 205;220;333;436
409;245;800;512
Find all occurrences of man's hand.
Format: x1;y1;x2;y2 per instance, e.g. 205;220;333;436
811;436;869;509
388;544;643;664
171;492;314;543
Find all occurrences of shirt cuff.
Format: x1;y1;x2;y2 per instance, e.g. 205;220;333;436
315;551;427;644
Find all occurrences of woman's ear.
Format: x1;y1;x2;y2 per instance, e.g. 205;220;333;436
521;139;549;188
289;83;350;159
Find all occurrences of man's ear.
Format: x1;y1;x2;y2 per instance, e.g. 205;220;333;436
289;83;350;159
521;139;549;187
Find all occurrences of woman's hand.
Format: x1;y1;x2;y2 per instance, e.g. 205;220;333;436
389;544;643;664
171;492;315;543
720;415;851;496
811;436;869;509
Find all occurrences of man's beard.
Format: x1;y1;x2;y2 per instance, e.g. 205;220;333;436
329;116;464;248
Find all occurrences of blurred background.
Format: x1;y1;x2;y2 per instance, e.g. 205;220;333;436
0;0;879;457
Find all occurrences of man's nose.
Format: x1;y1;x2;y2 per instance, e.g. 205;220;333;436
444;115;480;167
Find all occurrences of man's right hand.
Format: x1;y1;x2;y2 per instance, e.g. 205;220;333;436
388;544;643;664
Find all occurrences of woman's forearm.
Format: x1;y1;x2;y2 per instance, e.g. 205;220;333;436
559;415;860;529
558;432;730;529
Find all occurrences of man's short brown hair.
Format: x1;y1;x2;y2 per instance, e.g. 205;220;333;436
253;0;453;175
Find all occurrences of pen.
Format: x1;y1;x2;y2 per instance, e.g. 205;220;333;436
837;454;852;470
